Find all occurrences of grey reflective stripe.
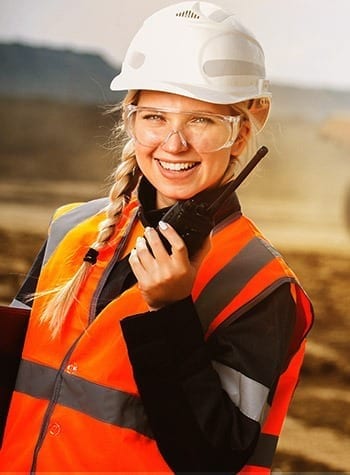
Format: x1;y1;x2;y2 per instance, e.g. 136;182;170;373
43;198;109;265
16;359;57;399
222;276;295;334
16;359;153;438
203;59;264;77
10;298;31;310
212;361;269;423
195;237;275;334
247;432;279;468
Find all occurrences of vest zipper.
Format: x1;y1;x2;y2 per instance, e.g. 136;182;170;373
29;337;82;473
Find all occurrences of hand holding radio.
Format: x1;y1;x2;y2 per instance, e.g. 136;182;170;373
130;146;268;309
151;146;269;258
130;222;209;310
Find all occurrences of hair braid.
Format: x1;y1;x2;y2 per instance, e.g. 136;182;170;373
38;98;139;338
93;149;138;251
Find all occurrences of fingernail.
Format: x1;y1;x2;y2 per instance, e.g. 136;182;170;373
158;221;168;230
136;236;146;248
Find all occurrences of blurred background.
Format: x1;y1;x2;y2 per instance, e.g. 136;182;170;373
0;0;349;471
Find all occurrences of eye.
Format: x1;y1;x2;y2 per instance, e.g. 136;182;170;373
140;110;166;123
189;115;216;126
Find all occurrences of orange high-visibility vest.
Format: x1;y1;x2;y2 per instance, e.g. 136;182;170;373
0;197;313;473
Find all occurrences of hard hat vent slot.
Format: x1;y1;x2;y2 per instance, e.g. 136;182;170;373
175;9;200;19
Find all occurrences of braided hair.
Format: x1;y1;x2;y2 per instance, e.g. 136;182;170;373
39;91;140;338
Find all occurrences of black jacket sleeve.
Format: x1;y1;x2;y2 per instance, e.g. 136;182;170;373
13;241;47;307
120;283;296;473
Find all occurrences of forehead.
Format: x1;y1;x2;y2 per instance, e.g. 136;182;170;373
137;90;232;115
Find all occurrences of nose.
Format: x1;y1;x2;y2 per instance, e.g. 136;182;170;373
160;130;188;153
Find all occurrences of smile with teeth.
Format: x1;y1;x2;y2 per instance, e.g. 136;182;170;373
157;160;198;171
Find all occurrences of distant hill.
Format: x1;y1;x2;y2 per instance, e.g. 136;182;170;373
0;96;116;182
0;42;123;104
1;42;350;119
1;42;350;185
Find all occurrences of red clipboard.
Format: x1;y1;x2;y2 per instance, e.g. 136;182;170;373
0;305;30;445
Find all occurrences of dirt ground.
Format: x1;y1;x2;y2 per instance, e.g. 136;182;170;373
0;184;349;473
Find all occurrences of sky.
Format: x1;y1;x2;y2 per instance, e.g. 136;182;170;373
1;0;350;91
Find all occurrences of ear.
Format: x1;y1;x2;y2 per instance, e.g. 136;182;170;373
230;119;251;157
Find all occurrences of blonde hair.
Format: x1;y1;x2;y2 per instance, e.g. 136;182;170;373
39;90;140;338
219;100;259;184
38;91;258;338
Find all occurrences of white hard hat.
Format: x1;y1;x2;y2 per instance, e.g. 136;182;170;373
111;1;271;131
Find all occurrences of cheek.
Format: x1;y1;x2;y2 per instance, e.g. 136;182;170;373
135;147;151;172
204;153;231;178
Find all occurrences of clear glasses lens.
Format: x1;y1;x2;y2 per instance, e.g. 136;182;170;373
125;106;240;152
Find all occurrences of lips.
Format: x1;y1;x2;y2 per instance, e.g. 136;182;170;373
157;159;199;171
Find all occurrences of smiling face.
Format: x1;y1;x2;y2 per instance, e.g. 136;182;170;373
133;90;241;209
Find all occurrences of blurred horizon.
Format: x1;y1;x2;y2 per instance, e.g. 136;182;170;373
0;41;349;257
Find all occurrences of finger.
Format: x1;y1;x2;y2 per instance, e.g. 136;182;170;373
157;221;188;257
144;226;172;260
129;248;148;281
134;235;155;268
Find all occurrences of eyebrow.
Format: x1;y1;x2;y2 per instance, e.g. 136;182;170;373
136;106;230;116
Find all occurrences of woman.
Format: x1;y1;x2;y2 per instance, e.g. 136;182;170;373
0;2;313;473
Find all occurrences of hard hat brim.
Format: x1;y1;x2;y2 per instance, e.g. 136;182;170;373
110;76;271;133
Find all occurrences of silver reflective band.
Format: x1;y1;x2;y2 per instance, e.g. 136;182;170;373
15;359;153;438
125;105;241;152
212;361;269;424
10;298;31;310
